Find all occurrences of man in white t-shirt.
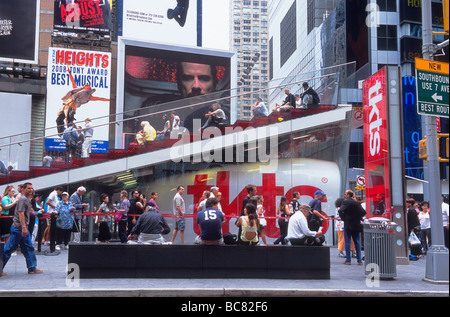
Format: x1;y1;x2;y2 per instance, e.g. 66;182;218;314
46;186;63;214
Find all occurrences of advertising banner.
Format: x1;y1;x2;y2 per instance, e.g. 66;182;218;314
45;47;111;151
119;0;230;50
0;0;39;63
363;68;391;218
53;0;112;35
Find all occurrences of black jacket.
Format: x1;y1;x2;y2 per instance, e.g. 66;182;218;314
338;198;366;232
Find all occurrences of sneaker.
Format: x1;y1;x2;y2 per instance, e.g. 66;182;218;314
338;251;346;258
351;252;357;258
28;268;44;274
342;261;351;265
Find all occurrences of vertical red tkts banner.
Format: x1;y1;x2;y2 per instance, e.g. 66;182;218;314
363;68;391;219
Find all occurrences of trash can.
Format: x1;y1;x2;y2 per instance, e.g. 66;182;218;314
363;217;398;279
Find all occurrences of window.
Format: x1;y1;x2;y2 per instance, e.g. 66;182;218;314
377;25;397;51
280;1;297;67
377;0;396;12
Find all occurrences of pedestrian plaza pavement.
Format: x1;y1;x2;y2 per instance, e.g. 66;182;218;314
0;244;448;298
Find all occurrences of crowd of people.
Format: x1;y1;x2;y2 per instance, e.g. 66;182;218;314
406;197;450;258
2;179;448;275
131;82;319;147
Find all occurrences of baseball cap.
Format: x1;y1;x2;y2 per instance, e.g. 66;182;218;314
62;192;69;196
315;190;326;196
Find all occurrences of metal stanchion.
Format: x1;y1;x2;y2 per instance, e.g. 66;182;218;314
45;213;60;256
35;214;45;255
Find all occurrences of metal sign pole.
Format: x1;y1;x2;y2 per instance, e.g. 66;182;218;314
421;0;449;284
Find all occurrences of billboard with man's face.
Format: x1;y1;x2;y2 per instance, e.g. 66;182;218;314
116;39;236;148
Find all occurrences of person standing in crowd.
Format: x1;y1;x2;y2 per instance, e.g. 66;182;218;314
42;152;53;167
82;118;93;158
96;193;114;244
299;82;320;109
2;182;43;275
286;204;324;246
70;186;88;243
308;190;328;231
55;192;75;250
338;190;366;265
117;190;130;244
290;191;301;215
127;190;140;236
418;201;431;255
148;192;160;213
171;112;181;133
252;97;269;118
419;201;432;250
335;197;355;258
171;186;186;244
256;195;268;245
406;198;420;235
1;185;18;245
236;203;260;245
274;196;291;245
197;190;211;212
43;186;63;245
196;197;225;245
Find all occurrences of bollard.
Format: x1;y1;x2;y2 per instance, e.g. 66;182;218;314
45;213;60;256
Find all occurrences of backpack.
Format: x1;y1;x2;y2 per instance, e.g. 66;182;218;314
223;232;238;245
307;212;321;231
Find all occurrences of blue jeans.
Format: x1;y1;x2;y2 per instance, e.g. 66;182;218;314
344;229;362;263
3;226;37;271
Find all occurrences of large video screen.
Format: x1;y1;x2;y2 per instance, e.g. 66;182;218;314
116;39;236;148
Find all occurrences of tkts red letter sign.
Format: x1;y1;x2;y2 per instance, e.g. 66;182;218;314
363;68;391;219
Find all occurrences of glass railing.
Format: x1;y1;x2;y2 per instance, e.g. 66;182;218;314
0;64;352;186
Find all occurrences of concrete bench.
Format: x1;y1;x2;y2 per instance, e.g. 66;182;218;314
68;243;330;279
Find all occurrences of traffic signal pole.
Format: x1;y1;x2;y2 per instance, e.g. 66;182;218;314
421;0;449;283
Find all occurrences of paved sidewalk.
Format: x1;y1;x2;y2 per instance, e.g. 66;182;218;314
0;244;448;297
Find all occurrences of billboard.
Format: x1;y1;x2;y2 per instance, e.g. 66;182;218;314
118;0;230;50
402;76;424;180
46;47;111;149
363;68;391;218
115;39;236;148
53;0;112;35
0;0;40;63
